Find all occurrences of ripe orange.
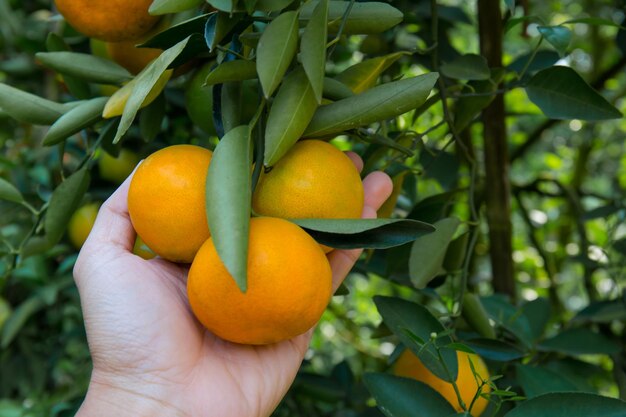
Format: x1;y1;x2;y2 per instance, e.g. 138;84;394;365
54;0;159;42
252;140;364;219
68;203;100;249
98;148;139;184
394;350;491;416
127;145;212;263
106;40;162;75
187;217;332;345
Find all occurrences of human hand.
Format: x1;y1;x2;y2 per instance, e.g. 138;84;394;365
74;153;392;417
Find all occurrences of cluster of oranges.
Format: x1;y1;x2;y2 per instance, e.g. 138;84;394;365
127;140;363;345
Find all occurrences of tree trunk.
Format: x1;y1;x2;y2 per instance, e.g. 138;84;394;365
477;0;516;300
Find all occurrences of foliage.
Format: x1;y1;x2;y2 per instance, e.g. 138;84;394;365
1;0;626;416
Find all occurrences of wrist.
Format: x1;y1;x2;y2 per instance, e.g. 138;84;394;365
77;372;187;417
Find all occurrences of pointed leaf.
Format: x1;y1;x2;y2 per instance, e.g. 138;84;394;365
537;26;571;56
43;97;108;146
304;73;438;137
409;217;460;288
0;178;23;204
149;0;203;14
113;37;189;144
301;0;328;103
440;54;490;80
374;296;458;382
220;82;242;134
322;77;354;100
140;93;166;142
204;12;242;52
335;52;409;94
503;393;626;417
205;125;252;292
525;66;622;120
364;373;456;417
143;13;210;49
256;11;299;98
46;33;91;100
481;295;534;348
36;52;133;84
44;168;91;245
300;1;403;35
520;297;551;340
204;60;257;85
464;338;526;362
294;218;434;249
264;68;318;166
515;364;580;399
454;69;504;131
0;83;74;125
537;328;621;355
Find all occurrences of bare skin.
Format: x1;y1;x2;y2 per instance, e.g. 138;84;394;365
74;153;392;417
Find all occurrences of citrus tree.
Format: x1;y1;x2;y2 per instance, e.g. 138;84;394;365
1;0;626;416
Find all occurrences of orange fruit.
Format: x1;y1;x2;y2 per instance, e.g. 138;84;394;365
252;140;364;219
98;148;140;184
106;40;162;75
68;203;100;249
54;0;160;42
127;145;212;263
394;350;491;416
187;217;332;345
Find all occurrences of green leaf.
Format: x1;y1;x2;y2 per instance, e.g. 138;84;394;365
143;13;209;49
220;82;243;134
409;217;460;288
46;33;91;100
440;54;490;80
503;393;626;417
256;11;299;98
461;293;496;339
481;295;533;348
0;177;23;204
204;12;242;52
255;0;295;12
1;297;45;348
304;73;438;137
515;364;580;399
293;218;435;249
464;338;526;362
573;300;626;323
374;296;458;382
538;328;621;355
264;67;318;166
322;77;354;100
204;60;257;85
139;92;166;142
335;52;409;94
205;125;252;292
443;231;469;272
207;0;242;12
364;373;456;417
537;26;571;56
44;168;91;246
113;37;189;144
149;0;203;14
525;66;622;120
519;297;551;340
301;0;328;103
0;83;75;125
36;52;133;84
43;97;108;146
300;1;404;35
454;69;504;131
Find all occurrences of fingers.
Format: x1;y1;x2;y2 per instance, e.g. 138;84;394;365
345;151;364;173
328;171;393;292
82;171;137;255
